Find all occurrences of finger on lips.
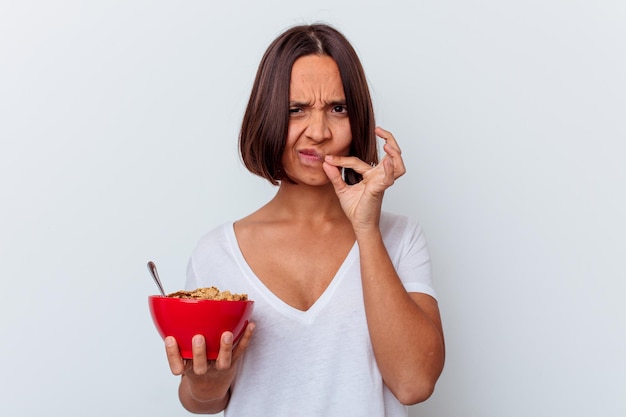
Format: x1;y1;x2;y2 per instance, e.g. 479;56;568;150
324;127;406;179
325;155;372;173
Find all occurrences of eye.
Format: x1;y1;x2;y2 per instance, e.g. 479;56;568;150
332;105;348;114
289;107;303;115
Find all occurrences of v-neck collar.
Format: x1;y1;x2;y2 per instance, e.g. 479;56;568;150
225;222;358;324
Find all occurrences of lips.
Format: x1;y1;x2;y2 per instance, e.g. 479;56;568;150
298;149;324;163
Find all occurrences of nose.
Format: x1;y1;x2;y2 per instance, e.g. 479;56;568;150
305;111;331;143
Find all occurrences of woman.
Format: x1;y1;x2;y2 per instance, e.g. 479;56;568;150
164;23;445;416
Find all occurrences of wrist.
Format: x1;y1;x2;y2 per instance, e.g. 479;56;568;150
189;385;230;404
353;226;383;243
180;375;231;413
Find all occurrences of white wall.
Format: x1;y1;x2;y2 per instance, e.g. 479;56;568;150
1;1;624;416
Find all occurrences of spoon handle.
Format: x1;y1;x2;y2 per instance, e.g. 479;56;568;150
147;261;166;296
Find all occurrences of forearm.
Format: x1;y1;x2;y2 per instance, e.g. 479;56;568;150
178;375;230;414
357;229;445;404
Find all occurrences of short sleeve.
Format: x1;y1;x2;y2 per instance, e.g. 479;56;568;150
381;212;437;300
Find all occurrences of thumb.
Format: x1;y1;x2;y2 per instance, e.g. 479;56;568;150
322;161;346;192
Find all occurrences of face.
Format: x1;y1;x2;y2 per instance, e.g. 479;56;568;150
282;54;352;185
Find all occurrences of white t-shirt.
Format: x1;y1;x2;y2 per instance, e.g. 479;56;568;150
186;212;436;417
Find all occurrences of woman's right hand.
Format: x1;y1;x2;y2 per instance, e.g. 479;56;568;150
164;322;256;413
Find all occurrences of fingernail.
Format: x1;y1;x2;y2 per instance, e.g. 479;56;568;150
224;333;233;344
325;155;333;161
165;337;175;347
193;335;203;346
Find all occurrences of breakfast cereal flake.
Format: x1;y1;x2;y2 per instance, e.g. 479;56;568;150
167;286;248;301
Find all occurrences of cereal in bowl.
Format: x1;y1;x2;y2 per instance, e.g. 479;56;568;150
167;286;248;301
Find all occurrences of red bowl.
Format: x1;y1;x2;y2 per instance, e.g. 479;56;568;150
149;295;254;359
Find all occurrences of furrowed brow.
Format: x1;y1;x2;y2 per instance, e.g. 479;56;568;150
289;100;312;107
325;98;347;106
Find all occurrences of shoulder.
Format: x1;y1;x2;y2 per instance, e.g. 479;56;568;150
380;212;435;297
380;211;422;239
186;222;238;288
379;211;429;259
192;222;234;255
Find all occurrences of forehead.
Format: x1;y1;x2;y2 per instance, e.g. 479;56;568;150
289;55;343;95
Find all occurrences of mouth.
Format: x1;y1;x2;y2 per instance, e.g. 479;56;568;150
298;149;324;163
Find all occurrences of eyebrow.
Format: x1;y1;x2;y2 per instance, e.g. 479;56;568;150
289;101;310;107
289;99;347;107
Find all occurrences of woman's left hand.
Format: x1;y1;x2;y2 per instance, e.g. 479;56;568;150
323;127;406;233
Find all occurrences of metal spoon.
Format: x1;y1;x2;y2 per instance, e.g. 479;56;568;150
147;261;166;296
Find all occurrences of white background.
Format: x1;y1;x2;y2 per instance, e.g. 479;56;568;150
1;1;624;416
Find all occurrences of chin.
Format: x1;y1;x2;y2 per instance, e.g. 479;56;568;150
291;174;331;187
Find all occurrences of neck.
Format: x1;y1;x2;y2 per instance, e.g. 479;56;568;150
270;181;345;223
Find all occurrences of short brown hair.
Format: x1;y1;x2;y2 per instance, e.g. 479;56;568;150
239;24;377;185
